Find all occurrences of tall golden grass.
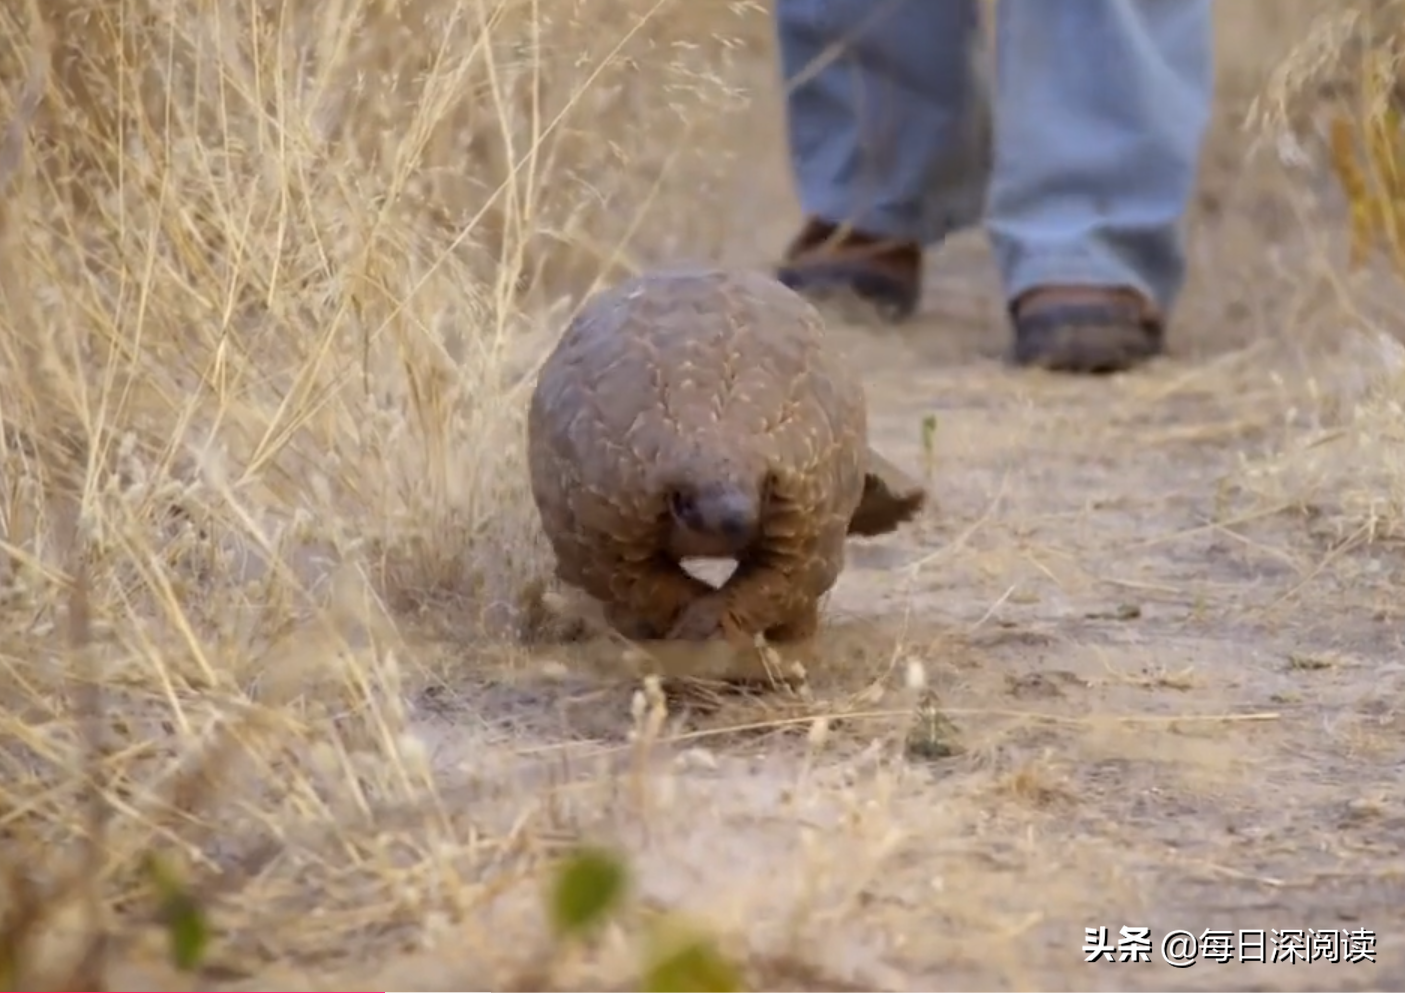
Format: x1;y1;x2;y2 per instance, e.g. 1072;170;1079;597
1239;0;1405;548
0;0;760;984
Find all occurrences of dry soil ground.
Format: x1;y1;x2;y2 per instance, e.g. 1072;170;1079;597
351;9;1405;992
16;2;1405;991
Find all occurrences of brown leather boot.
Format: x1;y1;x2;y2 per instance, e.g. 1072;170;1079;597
1010;285;1164;374
775;217;923;322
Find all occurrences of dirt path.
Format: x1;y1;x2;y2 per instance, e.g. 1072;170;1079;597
796;301;1405;991
379;31;1405;993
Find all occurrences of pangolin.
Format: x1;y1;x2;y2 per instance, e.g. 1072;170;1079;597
526;266;926;644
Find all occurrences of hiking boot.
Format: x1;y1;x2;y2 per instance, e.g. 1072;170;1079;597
776;217;922;322
1010;285;1164;374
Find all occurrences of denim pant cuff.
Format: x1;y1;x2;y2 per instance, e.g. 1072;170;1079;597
804;185;989;247
999;249;1166;314
801;201;931;244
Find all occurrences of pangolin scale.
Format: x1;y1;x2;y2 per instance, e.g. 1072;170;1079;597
526;266;926;644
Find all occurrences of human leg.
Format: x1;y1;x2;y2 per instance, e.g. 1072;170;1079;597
773;0;990;320
987;0;1214;372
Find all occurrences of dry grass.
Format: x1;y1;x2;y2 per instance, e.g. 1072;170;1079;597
0;0;768;986
1;0;1403;989
1230;0;1405;580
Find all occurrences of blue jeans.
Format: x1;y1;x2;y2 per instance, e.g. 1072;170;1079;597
776;0;1214;316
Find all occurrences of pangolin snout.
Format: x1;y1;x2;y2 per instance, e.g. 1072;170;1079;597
668;482;760;550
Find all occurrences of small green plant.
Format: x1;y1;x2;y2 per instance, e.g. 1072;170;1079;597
920;413;939;481
547;846;744;992
144;853;211;974
548;844;629;940
641;919;743;993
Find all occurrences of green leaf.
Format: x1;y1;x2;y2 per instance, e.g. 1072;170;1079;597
920;413;938;454
143;853;210;972
548;846;628;940
0;942;17;992
643;927;744;993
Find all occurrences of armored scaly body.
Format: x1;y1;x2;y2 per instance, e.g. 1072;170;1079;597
527;267;925;643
